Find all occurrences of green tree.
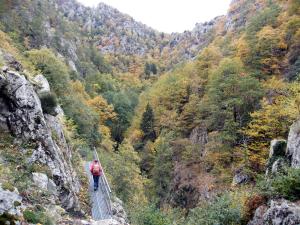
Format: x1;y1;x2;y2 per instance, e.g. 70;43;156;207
140;103;156;141
151;133;173;204
206;58;263;146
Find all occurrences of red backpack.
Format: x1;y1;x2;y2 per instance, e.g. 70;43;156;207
92;163;102;176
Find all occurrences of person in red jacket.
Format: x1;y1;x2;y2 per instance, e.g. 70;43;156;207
90;160;102;191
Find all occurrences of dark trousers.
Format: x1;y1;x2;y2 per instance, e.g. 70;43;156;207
93;175;100;189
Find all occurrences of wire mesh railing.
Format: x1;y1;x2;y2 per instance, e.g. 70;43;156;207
93;147;113;218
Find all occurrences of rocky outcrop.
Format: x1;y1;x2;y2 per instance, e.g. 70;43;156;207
189;124;208;156
225;0;263;31
248;199;300;225
111;197;129;225
266;118;300;174
266;139;288;175
0;66;81;212
287;120;300;168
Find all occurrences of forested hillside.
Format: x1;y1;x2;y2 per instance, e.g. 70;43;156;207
0;0;300;224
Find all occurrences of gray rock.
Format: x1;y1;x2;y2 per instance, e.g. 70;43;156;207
270;158;288;175
111;197;129;225
232;167;250;186
0;96;9;132
68;60;78;72
33;74;51;94
264;200;300;225
248;205;268;225
248;200;300;225
0;184;23;217
33;172;49;190
32;172;58;195
266;140;287;176
287;120;300;168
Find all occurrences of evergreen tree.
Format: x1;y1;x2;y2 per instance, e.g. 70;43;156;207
140;103;156;141
144;62;151;77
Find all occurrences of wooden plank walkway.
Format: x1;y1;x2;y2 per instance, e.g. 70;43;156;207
85;162;112;220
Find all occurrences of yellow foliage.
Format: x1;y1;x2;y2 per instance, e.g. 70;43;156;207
243;79;300;171
71;80;90;101
87;95;117;124
235;35;250;60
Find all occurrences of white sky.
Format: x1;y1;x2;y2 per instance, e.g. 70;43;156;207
77;0;232;33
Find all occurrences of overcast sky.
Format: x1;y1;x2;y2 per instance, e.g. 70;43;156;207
77;0;232;33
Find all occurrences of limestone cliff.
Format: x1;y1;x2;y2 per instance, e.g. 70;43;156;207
0;51;84;222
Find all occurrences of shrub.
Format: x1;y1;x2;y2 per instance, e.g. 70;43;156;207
23;210;39;223
186;194;242;225
243;194;267;222
39;92;57;115
23;209;54;225
257;168;300;201
132;205;172;225
271;168;300;201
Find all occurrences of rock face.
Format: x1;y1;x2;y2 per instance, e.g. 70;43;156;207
248;199;300;225
287;120;300;168
0;67;81;212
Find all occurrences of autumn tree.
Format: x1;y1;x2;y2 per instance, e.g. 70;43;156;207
243;79;300;172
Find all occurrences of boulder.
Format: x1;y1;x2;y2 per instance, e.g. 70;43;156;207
33;74;51;94
287;119;300;168
32;172;57;195
232;167;250;186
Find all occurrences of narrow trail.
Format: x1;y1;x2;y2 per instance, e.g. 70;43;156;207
84;150;113;222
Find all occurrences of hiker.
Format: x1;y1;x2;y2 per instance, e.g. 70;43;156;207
90;159;102;191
